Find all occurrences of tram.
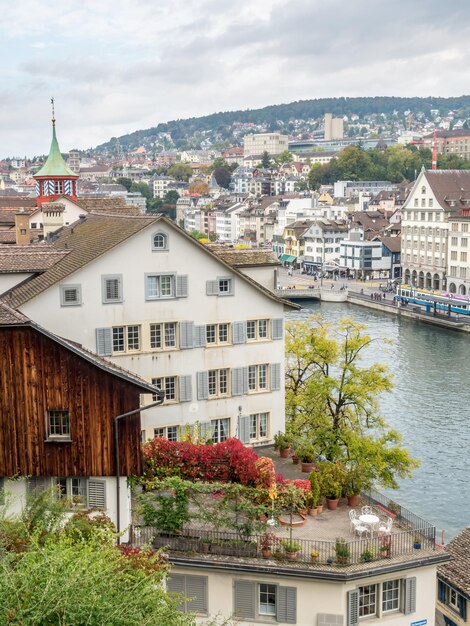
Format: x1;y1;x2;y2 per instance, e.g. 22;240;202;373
396;285;470;315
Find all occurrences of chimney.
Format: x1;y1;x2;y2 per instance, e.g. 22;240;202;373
15;212;30;246
78;214;86;223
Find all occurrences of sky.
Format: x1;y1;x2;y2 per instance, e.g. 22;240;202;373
1;0;470;158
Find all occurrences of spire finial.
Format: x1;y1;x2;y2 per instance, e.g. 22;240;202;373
51;97;55;126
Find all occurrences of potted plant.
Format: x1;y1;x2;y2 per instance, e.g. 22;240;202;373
360;545;375;562
281;538;301;561
319;462;346;510
335;537;350;564
316;497;324;514
291;453;300;465
274;433;291;459
379;537;391;558
344;464;370;507
413;533;422;549
201;537;212;553
310;549;319;562
259;530;279;559
295;443;317;473
306;492;317;517
308;470;320;514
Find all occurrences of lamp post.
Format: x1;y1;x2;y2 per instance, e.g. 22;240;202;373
114;391;164;543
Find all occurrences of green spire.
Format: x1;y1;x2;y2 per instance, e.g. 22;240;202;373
35;113;77;178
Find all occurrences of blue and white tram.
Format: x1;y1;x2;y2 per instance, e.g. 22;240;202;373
396;285;470;315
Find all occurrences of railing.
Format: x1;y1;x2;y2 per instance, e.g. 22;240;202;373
130;523;436;567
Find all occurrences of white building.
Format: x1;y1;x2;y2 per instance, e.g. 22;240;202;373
244;133;289;157
2;214;295;444
152;175;177;199
302;219;349;270
340;232;392;279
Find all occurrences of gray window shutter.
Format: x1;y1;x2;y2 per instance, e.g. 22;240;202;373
197;371;209;400
232;367;245;396
404;577;416;615
88;480;106;508
194;325;207;348
347;590;359;626
206;280;218;295
27;477;50;496
167;574;186;612
234;580;255;620
95;328;112;356
179;321;194;349
271;318;284;340
277;586;297;624
199;421;212;440
176;274;188;297
238;415;250;444
179;375;192;402
232;321;246;344
186;575;208;614
271;363;281;391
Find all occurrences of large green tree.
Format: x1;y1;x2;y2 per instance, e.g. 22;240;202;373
168;163;193;181
285;317;419;490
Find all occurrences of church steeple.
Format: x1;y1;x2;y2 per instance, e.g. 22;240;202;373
34;99;78;206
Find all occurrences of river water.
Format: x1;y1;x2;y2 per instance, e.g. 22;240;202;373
288;301;470;540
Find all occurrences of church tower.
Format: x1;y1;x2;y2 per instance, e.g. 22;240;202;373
34;100;78;206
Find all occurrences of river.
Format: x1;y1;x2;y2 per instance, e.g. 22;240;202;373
288;301;470;540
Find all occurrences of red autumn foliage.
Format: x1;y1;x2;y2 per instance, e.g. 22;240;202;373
143;437;261;486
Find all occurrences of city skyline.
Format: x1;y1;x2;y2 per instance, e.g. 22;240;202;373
1;0;470;156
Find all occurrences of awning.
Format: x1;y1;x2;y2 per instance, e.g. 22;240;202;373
280;254;297;263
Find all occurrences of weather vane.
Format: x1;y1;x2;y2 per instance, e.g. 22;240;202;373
51;97;55;124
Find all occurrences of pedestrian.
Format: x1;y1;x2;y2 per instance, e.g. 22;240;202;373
370;293;373;300
331;283;334;290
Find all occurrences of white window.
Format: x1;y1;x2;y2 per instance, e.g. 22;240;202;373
60;284;81;306
249;412;269;441
359;584;377;617
206;277;234;296
259;584;276;616
206;323;230;346
152;232;168;250
248;364;268;392
247;319;269;341
382;580;400;613
47;410;71;441
150;322;177;349
146;274;175;299
210;418;230;443
359;580;403;618
53;477;90;507
102;275;122;303
112;325;140;352
154;426;179;441
208;369;229;397
152;377;177;402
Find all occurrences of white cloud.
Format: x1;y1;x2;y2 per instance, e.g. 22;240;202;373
1;0;470;156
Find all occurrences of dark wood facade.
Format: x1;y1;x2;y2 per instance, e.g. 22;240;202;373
0;325;146;477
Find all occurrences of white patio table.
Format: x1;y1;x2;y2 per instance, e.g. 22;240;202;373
358;514;380;535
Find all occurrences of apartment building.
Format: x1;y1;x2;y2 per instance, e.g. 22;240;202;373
423;130;470;161
244;133;289;157
302;219;349;269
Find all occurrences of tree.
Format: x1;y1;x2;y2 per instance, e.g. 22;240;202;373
168;162;193;182
285;317;419;490
211;157;230;171
308;163;324;190
147;197;164;213
261;151;272;169
164;190;180;205
189;181;209;195
116;176;132;191
213;166;232;189
274;150;293;165
130;181;152;200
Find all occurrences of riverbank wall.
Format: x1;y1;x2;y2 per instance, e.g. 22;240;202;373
347;292;470;333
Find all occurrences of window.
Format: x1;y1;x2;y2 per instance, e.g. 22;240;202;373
208;369;229;397
461;251;467;262
146;273;175;299
152;232;168;250
247;319;269;341
206;277;234;296
463;223;468;233
462;238;468;247
102;275;122;304
429;198;433;207
438;580;467;620
452;237;458;246
382;580;400;613
60;284;81;306
249;412;269;440
210;418;230;443
112;325;140;352
47;410;71;440
451;251;457;261
54;181;64;194
234;580;296;623
50;477;105;509
154;426;179;441
152;377;177;402
354;579;415;620
206;323;230;345
150;322;177;349
259;584;276;616
414;198;418;207
248;364;269;392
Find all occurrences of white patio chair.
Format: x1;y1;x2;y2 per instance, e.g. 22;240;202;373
378;517;393;535
354;524;370;538
361;505;372;515
349;509;362;533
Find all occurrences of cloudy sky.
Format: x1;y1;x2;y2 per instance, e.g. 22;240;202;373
1;0;469;157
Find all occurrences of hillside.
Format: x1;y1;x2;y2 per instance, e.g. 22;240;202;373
95;95;470;154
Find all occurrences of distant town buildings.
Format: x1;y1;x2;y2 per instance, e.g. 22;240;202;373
243;133;289;157
323;113;344;140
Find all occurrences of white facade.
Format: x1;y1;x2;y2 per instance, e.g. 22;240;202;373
170;563;438;626
341;236;391;277
303;221;349;266
243;133;289;157
152;176;177;199
18;217;290;445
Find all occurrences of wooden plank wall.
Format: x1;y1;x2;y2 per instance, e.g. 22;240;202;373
0;326;143;477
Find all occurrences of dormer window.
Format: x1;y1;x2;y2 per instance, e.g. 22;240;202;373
421;186;426;194
152;232;168;251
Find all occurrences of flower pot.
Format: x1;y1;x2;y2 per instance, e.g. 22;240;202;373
292;455;300;465
311;554;319;563
261;548;272;559
347;494;361;508
201;542;211;553
308;507;318;517
413;543;421;550
316;504;323;514
301;462;315;473
279;447;290;459
326;498;339;510
285;551;298;561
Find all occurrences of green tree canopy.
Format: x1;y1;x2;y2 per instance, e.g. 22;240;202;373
168;162;193;181
285;317;419;490
213;166;232;189
260;151;272;169
116;176;133;191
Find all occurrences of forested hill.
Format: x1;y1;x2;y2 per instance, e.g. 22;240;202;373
95;95;470;153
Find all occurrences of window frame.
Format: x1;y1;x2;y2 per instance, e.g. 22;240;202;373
248;364;269;393
111;325;141;353
206;322;230;346
249;412;269;441
150;322;177;350
46;410;71;442
60;284;82;307
207;368;230;398
145;272;176;300
152;376;178;403
154;425;179;441
151;231;169;251
247;318;270;342
101;274;123;304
